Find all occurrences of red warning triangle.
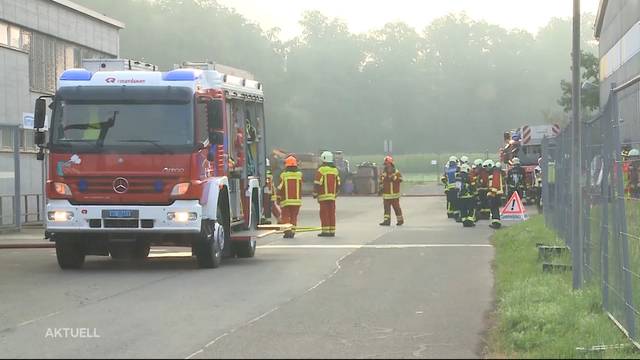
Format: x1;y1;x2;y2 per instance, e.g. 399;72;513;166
500;191;528;220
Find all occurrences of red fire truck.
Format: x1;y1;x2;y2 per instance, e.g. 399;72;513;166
33;59;269;269
500;124;560;204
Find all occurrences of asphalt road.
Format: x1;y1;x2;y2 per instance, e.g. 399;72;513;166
0;189;495;359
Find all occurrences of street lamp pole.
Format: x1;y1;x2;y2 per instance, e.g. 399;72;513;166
571;0;583;289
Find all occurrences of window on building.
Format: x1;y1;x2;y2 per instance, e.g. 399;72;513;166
30;32;111;93
9;26;20;48
65;46;76;69
1;128;14;150
0;22;7;46
22;129;36;151
21;30;31;51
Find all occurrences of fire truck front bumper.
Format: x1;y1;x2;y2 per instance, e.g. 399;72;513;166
45;200;202;234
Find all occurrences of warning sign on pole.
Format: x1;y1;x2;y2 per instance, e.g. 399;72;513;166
500;191;529;221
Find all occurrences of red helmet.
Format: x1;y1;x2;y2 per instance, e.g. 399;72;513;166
285;155;298;167
384;156;393;165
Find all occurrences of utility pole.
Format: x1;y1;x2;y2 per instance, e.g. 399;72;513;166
571;0;583;289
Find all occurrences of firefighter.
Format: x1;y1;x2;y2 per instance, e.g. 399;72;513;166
628;149;640;198
444;156;460;219
458;164;476;227
507;157;526;200
277;155;303;238
474;159;489;220
379;156;404;226
314;151;340;237
533;157;543;209
487;160;504;229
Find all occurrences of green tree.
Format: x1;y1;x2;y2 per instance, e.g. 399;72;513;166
558;51;600;113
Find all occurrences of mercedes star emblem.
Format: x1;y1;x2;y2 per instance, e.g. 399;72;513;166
113;177;129;194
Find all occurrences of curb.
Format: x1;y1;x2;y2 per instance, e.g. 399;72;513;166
0;243;54;249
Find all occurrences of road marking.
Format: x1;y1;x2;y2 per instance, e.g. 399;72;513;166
16;311;62;327
257;244;492;249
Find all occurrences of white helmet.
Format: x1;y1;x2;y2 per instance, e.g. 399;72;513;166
449;156;458;163
629;149;640;157
460;164;470;173
484;160;495;168
511;157;521;165
474;158;483;166
495;162;502;169
460;156;469;164
320;151;334;163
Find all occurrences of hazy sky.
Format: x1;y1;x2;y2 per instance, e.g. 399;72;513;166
217;0;601;40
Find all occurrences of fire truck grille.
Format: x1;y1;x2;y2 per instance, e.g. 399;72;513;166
73;178;174;194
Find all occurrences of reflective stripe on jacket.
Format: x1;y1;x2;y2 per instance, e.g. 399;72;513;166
488;169;504;196
278;169;302;206
314;165;340;201
380;169;402;200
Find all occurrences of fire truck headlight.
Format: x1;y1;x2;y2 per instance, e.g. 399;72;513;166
54;182;72;196
48;211;74;222
170;183;190;196
167;212;197;222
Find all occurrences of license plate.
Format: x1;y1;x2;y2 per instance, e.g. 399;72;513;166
102;210;139;219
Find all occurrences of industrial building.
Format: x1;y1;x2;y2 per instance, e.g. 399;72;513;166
595;0;640;139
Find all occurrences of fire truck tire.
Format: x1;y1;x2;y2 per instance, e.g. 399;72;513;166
233;238;256;258
56;239;85;269
195;220;223;269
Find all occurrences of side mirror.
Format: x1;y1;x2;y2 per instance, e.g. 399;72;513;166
34;131;46;146
34;98;47;129
207;100;223;130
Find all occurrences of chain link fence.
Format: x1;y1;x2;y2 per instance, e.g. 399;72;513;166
542;76;640;346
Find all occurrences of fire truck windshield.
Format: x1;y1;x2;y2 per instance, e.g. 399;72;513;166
50;101;194;153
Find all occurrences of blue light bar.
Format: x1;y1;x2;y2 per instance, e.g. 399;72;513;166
163;69;201;81
60;69;93;81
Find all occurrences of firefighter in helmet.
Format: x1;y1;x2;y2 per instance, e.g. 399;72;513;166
487;160;504;229
277;155;303;238
379;156;404;226
444;156;460;219
507;157;527;200
458;164;476;227
314;151;340;237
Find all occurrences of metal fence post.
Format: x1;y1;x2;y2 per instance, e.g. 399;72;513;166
542;136;549;224
600;98;612;312
13;127;21;231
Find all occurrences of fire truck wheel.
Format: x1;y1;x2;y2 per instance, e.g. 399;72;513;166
195;220;222;269
233;239;256;258
55;239;86;269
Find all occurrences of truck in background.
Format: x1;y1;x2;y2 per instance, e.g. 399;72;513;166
33;59;268;269
500;124;560;205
